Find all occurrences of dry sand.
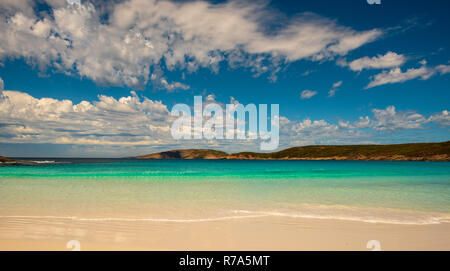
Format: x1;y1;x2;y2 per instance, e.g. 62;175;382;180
0;216;449;251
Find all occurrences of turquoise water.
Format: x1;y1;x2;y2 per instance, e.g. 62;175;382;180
1;159;449;224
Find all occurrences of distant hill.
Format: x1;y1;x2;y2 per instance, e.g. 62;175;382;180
137;149;228;160
137;142;450;161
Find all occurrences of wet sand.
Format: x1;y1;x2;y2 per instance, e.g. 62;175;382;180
0;216;449;250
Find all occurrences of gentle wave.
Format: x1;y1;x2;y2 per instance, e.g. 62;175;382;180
29;160;71;164
1;210;449;225
231;210;450;225
30;160;56;164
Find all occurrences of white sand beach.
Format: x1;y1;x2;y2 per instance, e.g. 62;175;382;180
1;216;449;251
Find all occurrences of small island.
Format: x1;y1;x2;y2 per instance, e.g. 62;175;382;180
137;141;450;161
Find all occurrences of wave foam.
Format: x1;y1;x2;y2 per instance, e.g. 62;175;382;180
231;210;450;225
1;210;449;225
30;160;57;164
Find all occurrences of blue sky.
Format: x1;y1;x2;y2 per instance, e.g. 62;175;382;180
0;0;449;157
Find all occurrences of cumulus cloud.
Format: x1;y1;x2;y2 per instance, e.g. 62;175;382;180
366;65;435;89
0;78;448;154
292;119;338;135
282;105;449;147
365;59;450;89
370;106;427;131
0;0;35;17
0;89;172;146
344;51;406;71
338;116;371;129
428;110;450;126
0;90;448;153
0;0;382;88
301;89;317;99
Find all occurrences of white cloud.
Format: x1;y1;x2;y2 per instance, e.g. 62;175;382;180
301;89;317;99
281;105;449;147
301;70;314;76
0;77;448;155
0;76;4;90
370;106;427;131
0;0;35;17
366;65;435;89
66;0;80;5
328;80;342;97
327;90;336;98
365;59;450;89
338;116;371;129
332;81;343;88
0;0;382;88
345;51;406;71
280;116;371;147
293;119;338;133
160;78;190;92
0;88;172;146
428;110;450;126
436;64;450;75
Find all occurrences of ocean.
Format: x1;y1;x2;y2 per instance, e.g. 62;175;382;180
1;159;449;225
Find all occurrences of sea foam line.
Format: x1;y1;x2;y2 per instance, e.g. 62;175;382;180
231;210;449;225
1;211;449;225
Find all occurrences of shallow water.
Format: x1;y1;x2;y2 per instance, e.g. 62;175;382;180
1;159;449;225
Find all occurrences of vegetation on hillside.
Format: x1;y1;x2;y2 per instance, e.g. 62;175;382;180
230;142;450;160
138;142;450;161
137;149;228;159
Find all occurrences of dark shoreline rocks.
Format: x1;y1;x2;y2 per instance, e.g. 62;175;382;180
0;156;38;166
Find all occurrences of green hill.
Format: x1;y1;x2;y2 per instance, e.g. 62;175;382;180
138;142;450;161
228;142;450;161
137;149;228;160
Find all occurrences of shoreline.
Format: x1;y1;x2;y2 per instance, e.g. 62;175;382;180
136;142;450;161
138;156;450;161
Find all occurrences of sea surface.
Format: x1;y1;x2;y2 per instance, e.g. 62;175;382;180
1;159;449;225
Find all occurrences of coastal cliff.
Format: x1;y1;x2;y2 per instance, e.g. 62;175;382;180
137;142;450;161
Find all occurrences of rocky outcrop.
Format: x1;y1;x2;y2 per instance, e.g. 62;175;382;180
0;156;38;166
